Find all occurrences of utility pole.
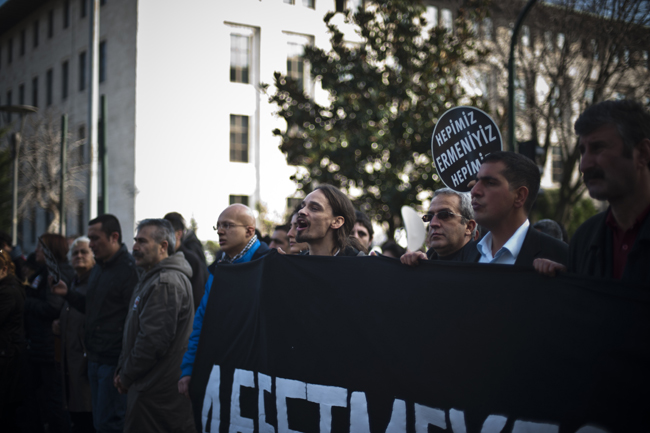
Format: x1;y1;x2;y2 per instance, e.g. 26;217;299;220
60;114;68;236
508;0;538;151
87;0;100;220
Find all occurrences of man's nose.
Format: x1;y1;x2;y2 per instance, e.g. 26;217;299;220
579;150;594;173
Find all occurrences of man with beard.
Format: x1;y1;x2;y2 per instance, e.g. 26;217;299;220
295;184;364;256
114;219;194;432
351;211;374;253
269;224;291;253
178;204;270;397
534;100;650;285
400;188;477;265
467;151;568;266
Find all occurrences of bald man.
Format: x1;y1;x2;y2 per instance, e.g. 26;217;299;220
177;204;270;397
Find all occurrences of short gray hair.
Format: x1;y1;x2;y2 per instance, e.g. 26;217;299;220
136;218;176;256
68;236;91;261
432;187;477;238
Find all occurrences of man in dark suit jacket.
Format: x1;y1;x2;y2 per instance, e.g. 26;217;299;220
466;151;568;266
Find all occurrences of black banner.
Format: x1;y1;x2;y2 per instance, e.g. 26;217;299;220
190;251;650;433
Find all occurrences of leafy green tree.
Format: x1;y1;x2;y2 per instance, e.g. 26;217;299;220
269;0;488;238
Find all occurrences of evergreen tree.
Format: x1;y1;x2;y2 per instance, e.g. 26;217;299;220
270;0;487;238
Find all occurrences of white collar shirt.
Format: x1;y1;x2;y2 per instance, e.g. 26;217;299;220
477;219;530;265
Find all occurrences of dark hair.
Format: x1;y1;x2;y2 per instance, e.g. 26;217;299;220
483;151;540;214
0;231;11;249
88;214;123;244
136;218;176;256
575;99;650;168
163;212;186;232
0;249;16;276
39;233;69;263
354;210;374;239
274;224;290;233
313;184;356;253
381;240;405;258
533;219;567;243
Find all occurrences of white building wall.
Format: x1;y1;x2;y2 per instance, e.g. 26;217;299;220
134;0;337;241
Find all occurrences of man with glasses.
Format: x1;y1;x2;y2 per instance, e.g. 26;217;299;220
467;151;568;266
401;188;478;265
177;204;270;398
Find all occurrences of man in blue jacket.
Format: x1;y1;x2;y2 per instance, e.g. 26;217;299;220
177;204;269;397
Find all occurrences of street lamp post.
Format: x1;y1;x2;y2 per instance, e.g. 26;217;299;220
0;105;38;246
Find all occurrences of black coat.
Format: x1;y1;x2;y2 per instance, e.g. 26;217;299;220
182;231;206;266
66;244;140;364
24;263;74;362
0;274;25;407
464;226;568;267
568;210;650;288
178;244;208;308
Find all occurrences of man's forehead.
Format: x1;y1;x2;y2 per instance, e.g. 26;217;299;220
430;194;461;212
478;161;506;179
304;190;331;208
579;123;621;145
135;225;155;239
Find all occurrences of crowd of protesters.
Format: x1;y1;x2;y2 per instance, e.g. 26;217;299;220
0;98;648;432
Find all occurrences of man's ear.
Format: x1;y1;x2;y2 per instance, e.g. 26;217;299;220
109;232;120;245
635;138;650;169
246;226;256;238
330;216;344;230
160;240;169;256
513;186;529;210
465;219;477;237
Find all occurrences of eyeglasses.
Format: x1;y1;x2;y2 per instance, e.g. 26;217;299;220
422;210;462;223
213;223;248;231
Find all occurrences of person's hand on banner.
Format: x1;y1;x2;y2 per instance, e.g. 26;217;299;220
50;277;69;296
533;258;567;276
400;251;428;266
178;376;191;398
277;248;287;255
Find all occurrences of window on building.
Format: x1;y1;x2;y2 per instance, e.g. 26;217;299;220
591;39;599;60
557;33;565;50
552;146;563;183
100;0;107;5
20;29;25;56
521;25;530;47
302;0;314;7
230;114;249;163
544;31;553;51
425;6;438;29
46;68;53;106
62;61;69;100
286;33;313;95
8;38;12;63
64;1;70;28
79;51;86;91
99;41;106;82
34;19;40;47
6;90;12;121
284;0;294;4
441;9;453;31
48;10;54;38
19;84;24;105
229;195;249;206
230;33;251;84
32;77;38;107
81;0;87;18
644;51;649;69
77;200;85;236
78;125;86;163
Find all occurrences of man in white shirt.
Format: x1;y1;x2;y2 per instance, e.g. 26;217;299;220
467;151;568;266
